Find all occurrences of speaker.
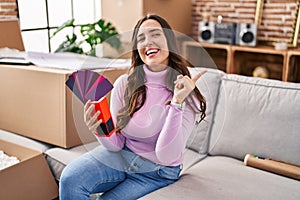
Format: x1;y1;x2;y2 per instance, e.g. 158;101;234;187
214;23;237;44
236;23;257;46
198;21;215;43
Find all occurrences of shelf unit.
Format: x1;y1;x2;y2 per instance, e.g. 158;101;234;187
286;50;300;83
182;41;299;82
182;41;231;72
231;45;287;81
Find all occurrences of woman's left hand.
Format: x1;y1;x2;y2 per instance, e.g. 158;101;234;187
84;100;102;134
172;70;207;103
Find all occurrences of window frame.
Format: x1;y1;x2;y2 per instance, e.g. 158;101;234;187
16;0;100;52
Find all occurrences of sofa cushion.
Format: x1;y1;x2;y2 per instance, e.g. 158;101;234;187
181;148;206;173
141;156;300;200
209;74;300;166
0;129;53;152
186;67;224;154
45;141;99;181
45;142;205;181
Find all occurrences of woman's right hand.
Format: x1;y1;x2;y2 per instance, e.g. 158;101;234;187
173;70;207;103
84;100;102;134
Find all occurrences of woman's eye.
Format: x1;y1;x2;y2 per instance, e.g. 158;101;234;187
152;33;161;37
137;37;145;43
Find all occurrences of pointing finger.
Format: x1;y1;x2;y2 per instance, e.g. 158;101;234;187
191;70;207;83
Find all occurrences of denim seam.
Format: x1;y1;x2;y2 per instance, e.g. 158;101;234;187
128;155;146;172
89;176;125;193
157;165;181;180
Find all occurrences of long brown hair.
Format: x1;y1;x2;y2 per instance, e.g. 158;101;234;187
116;14;206;133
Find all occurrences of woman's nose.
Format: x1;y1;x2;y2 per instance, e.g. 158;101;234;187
144;36;154;47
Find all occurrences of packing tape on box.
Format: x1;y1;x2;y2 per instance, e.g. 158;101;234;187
244;154;300;180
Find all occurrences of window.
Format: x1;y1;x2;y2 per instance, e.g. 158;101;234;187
17;0;101;53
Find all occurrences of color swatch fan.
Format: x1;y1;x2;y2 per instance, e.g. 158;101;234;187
66;70;115;137
66;70;113;104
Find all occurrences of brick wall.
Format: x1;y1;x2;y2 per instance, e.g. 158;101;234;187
0;0;18;19
260;0;298;43
192;0;299;44
2;0;299;45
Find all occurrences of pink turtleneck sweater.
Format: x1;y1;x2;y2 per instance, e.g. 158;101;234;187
98;65;197;166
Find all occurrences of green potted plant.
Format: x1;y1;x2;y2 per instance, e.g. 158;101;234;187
51;18;121;56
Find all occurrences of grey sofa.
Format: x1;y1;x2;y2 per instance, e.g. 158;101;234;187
141;67;300;199
1;67;299;199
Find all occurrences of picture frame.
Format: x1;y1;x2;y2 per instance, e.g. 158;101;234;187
256;0;300;47
292;0;300;47
254;0;264;26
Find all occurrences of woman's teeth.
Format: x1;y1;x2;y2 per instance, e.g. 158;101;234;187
146;49;159;56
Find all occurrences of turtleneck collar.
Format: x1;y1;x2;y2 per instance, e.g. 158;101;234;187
143;64;169;87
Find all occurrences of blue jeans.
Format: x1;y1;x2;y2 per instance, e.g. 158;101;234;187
59;145;181;200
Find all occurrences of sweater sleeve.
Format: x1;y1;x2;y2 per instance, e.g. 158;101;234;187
96;74;127;151
155;100;197;165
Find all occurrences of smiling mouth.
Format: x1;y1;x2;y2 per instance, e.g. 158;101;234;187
146;49;159;56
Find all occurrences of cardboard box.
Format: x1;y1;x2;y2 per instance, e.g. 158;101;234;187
0;19;25;51
0;139;58;200
101;0;192;37
0;64;128;148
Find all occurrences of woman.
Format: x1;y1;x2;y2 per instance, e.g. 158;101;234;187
60;14;206;200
